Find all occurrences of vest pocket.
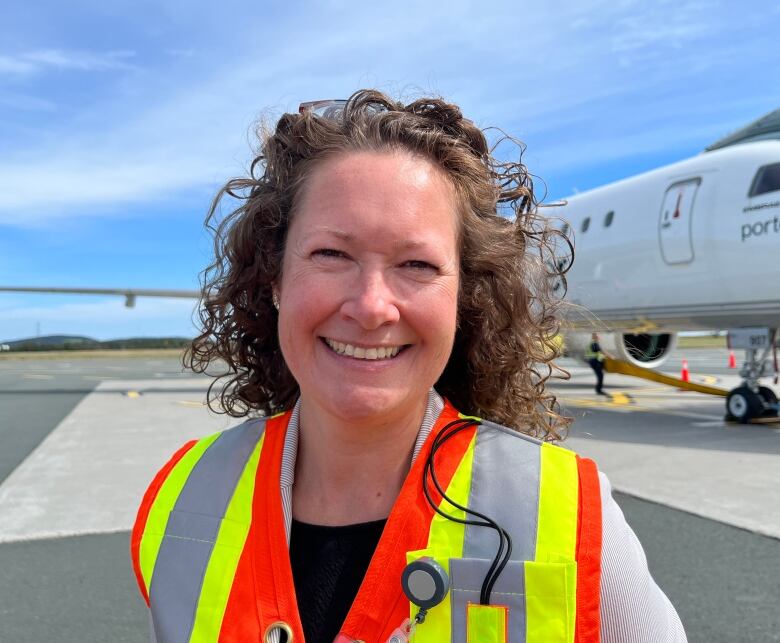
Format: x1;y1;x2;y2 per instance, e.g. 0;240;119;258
524;560;577;643
449;558;524;643
448;557;576;643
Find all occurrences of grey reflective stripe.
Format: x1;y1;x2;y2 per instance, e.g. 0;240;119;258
450;558;526;643
149;418;266;643
463;421;541;562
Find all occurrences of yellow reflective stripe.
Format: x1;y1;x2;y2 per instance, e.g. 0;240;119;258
427;431;477;561
466;603;508;642
412;430;478;641
535;443;578;562
524;561;576;643
533;443;578;642
188;432;265;643
138;432;221;595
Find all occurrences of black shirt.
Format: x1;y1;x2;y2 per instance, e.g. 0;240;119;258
290;517;386;643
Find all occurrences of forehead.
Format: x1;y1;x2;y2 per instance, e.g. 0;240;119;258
292;150;460;237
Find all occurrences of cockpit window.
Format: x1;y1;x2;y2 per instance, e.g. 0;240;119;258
749;163;780;197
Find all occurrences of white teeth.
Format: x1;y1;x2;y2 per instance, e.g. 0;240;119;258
324;339;403;360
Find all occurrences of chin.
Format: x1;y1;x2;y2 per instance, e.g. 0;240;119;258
317;385;420;423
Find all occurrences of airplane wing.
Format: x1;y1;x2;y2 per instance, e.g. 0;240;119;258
0;286;200;308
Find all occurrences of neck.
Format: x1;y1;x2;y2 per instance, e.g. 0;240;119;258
292;395;428;526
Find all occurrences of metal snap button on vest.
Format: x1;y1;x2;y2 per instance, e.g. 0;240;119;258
264;621;294;642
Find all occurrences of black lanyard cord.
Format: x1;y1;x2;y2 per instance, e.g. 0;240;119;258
422;418;514;605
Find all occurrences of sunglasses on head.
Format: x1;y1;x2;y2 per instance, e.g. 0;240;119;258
298;99;347;117
298;99;388;119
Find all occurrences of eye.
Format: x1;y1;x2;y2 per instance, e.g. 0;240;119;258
402;259;438;272
312;248;347;259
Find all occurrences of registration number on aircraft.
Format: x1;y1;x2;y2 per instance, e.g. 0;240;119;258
728;327;773;350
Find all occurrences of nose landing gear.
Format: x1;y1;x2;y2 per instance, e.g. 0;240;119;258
724;329;779;424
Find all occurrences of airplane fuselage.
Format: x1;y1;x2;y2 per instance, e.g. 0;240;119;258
550;140;780;332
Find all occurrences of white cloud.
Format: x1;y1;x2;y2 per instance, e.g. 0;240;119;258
533;118;727;176
0;49;136;76
0;156;224;225
0;5;591;220
0;0;774;225
0;93;57;112
165;48;196;59
0;56;36;74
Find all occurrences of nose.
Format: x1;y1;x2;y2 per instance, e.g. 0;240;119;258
341;269;401;330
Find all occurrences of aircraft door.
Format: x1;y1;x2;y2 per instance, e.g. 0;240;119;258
659;177;700;264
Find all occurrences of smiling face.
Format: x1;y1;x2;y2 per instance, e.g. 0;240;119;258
277;150;460;426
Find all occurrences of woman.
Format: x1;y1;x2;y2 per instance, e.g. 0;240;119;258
131;91;686;642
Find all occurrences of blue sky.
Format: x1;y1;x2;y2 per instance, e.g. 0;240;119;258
1;0;778;341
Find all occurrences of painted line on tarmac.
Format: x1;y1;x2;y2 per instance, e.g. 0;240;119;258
691;420;727;427
0;377;230;543
608;391;632;405
561;398;634;413
561;396;724;422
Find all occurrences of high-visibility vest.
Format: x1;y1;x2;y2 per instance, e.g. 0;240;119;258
584;343;604;362
131;400;602;643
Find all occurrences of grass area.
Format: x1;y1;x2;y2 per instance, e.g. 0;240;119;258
677;335;728;349
0;348;187;361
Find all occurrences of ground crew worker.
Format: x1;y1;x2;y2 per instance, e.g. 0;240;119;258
586;333;609;395
131;90;686;642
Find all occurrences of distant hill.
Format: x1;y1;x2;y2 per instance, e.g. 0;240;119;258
1;335;191;351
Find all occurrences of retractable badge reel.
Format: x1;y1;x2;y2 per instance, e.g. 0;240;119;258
386;557;450;643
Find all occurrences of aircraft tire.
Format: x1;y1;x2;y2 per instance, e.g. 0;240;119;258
726;386;764;423
758;386;779;416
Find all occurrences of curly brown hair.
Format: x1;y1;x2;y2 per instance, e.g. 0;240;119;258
185;89;573;440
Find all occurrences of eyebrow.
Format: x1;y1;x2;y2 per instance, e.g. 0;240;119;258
305;227;432;250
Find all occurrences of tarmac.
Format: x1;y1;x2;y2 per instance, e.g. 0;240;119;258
0;349;778;642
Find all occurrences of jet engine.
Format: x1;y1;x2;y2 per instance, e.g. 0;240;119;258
565;332;677;369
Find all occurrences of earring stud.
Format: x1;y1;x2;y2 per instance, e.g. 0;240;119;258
272;292;280;310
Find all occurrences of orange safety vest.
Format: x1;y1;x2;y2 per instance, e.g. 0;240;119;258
131;400;602;643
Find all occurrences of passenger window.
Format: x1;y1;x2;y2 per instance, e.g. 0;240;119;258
581;216;590;232
749;163;780;197
604;210;614;227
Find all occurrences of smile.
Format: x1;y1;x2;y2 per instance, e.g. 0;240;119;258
322;338;407;360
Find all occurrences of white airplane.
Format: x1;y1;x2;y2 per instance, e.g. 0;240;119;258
553;107;780;422
3;108;780;422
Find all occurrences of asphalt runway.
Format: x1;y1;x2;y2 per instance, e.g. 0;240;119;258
0;349;778;642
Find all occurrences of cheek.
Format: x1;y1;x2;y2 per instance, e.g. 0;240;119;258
279;280;337;347
415;285;459;345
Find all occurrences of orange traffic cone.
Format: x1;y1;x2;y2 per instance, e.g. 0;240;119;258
728;350;737;369
680;359;690;383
